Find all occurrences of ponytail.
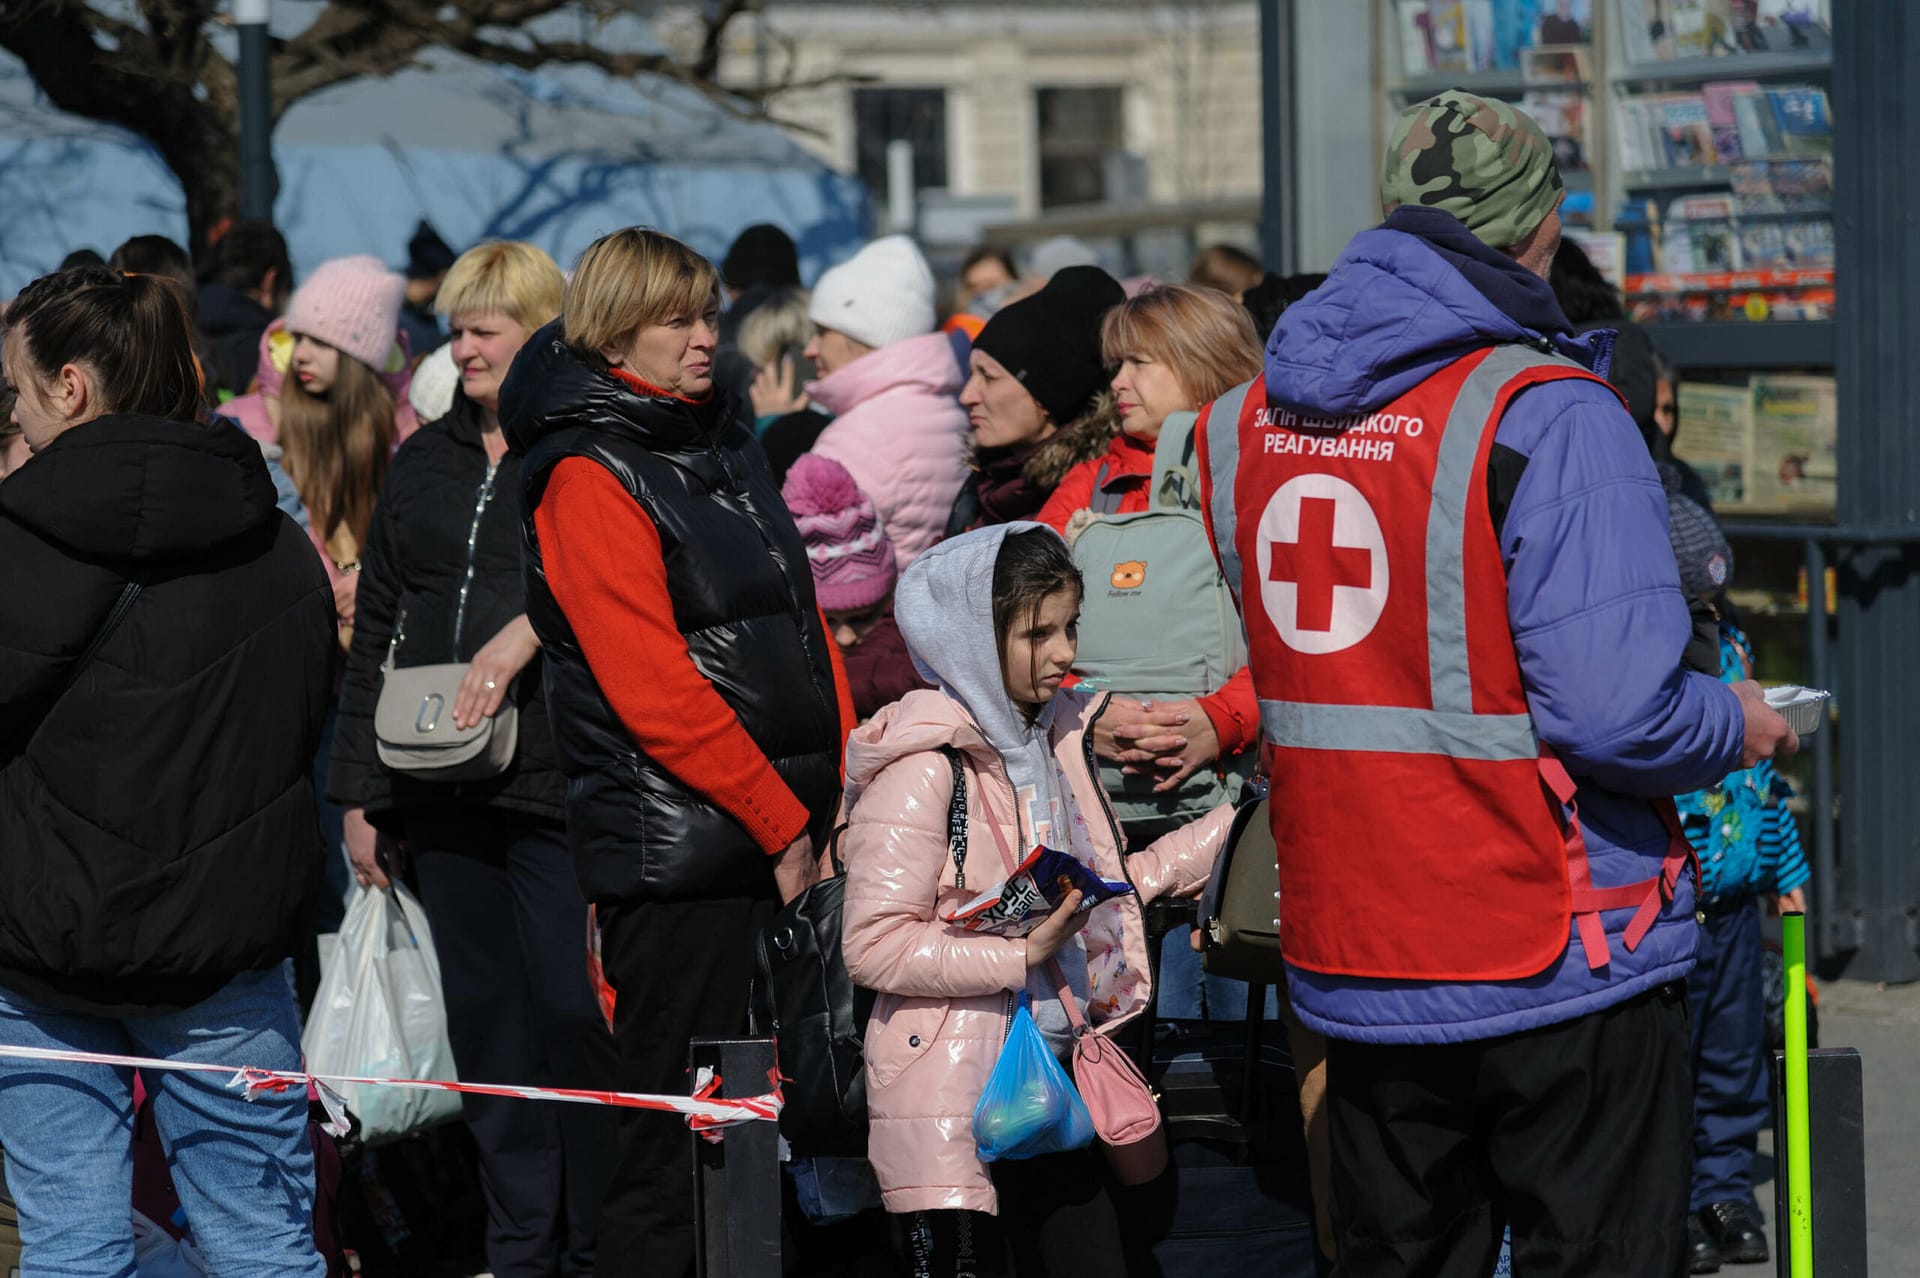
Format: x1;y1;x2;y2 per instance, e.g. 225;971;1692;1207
3;267;203;422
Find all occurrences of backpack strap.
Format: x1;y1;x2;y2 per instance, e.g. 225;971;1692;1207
1088;462;1123;515
940;746;970;889
1152;411;1202;511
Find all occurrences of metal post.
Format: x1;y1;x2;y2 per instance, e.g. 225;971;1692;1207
1258;0;1296;276
235;0;274;222
1802;539;1840;961
1830;0;1920;984
690;1038;782;1278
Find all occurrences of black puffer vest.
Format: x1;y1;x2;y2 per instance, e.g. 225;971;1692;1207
503;322;843;902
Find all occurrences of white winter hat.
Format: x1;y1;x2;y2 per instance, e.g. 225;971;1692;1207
409;342;459;424
807;235;936;350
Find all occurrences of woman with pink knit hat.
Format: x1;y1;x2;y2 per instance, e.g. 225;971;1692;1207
238;255;419;653
782;454;928;720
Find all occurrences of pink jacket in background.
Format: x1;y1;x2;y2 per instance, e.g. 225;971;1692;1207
806;332;970;571
840;687;1233;1215
221;319;418;590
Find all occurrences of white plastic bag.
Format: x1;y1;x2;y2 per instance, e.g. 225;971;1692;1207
302;884;462;1144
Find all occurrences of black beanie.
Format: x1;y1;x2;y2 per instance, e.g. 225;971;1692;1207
970;266;1126;424
407;220;457;280
722;223;801;292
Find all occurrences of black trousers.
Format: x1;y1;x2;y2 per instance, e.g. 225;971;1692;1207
900;1147;1131;1278
594;892;775;1277
408;808;620;1278
1325;983;1693;1278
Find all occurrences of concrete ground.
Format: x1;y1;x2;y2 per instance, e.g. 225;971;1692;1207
1750;977;1920;1275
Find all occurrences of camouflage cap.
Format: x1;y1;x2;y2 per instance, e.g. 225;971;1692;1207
1380;90;1564;250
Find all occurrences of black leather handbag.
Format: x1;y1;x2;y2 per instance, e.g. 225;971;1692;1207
751;748;971;1158
1196;796;1286;983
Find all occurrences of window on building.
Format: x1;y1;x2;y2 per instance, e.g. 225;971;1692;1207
853;88;949;205
1036;86;1125;208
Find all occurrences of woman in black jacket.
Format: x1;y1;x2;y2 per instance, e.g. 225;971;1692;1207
0;269;335;1273
329;242;618;1278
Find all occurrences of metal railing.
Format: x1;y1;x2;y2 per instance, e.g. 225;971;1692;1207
1715;521;1920;961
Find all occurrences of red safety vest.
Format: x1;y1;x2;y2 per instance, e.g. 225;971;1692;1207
1195;345;1688;982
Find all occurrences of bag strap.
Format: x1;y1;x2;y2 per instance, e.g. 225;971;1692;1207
1151;411;1202;511
825;821;850;878
1088;462;1123;515
940;747;969;889
6;579;142;755
1047;957;1090;1036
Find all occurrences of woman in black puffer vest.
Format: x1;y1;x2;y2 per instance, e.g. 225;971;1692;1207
329;242;620;1278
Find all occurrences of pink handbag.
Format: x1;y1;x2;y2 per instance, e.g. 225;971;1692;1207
1051;960;1169;1185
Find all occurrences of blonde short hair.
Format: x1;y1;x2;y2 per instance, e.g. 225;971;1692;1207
436;241;565;331
736;288;812;368
1101;285;1263;407
563;228;720;366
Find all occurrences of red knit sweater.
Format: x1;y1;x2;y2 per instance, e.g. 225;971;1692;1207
535;457;854;855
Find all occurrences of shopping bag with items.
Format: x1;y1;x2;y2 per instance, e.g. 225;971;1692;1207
972;994;1094;1162
302;885;461;1144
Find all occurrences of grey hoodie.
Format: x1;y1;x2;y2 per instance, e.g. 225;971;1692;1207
894;523;1089;1049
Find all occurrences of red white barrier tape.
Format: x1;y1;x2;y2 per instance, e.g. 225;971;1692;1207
0;1044;781;1142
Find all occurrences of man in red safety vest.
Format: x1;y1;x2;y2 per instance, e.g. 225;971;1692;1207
1196;91;1798;1275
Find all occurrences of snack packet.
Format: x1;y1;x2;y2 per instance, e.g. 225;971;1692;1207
943;846;1133;936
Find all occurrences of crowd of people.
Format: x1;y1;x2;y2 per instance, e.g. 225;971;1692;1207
0;87;1806;1278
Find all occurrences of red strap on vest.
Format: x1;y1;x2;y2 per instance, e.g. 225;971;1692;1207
1539;750;1691;972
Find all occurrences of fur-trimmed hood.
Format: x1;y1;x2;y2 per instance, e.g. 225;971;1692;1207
1021;389;1123;490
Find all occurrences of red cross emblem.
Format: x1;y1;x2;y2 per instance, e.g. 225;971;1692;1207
1254;475;1389;655
1267;497;1374;633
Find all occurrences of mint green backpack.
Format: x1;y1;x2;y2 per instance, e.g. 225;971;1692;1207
1070;412;1254;844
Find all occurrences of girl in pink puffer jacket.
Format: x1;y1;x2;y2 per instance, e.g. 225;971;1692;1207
840;524;1232;1277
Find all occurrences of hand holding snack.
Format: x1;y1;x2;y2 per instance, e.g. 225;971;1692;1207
1025;890;1090;969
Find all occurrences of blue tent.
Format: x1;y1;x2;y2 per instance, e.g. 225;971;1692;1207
0;47;869;295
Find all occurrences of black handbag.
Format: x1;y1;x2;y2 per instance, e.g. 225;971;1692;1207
1196;796;1286;983
751;748;970;1158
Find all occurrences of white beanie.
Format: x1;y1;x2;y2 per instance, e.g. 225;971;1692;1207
409;342;459;424
807;235;936;350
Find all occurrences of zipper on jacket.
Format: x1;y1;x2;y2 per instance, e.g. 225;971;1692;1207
450;460;500;655
1083;695;1141;902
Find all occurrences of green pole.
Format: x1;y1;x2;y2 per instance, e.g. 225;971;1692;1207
1782;910;1814;1277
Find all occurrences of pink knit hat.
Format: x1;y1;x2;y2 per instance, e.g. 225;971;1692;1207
283;255;407;373
782;454;898;612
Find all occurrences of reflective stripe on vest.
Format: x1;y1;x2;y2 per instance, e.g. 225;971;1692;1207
1203;378;1256;604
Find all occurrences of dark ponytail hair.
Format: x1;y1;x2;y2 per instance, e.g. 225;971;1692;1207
3;267;203;423
992;528;1083;712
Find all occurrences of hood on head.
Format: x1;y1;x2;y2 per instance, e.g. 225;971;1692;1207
893;521;1063;756
0;414;279;562
1263;206;1600;419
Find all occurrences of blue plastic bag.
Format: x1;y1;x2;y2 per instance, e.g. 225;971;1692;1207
972;994;1094;1162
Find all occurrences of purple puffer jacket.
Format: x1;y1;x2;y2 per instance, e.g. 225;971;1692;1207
1266;208;1744;1045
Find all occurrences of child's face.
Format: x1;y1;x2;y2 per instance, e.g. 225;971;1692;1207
1001;587;1080;710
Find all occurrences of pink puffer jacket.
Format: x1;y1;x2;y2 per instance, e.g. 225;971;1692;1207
807;332;970;571
841;687;1233;1215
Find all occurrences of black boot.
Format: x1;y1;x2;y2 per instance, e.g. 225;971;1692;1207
1699;1200;1770;1265
1687;1214;1723;1273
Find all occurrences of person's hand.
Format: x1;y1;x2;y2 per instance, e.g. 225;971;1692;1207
1772;886;1807;916
333;573;359;629
345;806;396;890
453;615;540;730
1189;925;1206;953
1093;698;1193;766
1732;680;1799;767
1136;700;1223;793
1025;890;1092;968
772;831;818;904
750;356;807;419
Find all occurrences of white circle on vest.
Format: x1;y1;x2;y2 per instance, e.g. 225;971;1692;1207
1255;474;1389;654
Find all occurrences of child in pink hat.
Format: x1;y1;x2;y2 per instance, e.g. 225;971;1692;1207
273;255;420;650
782;454;928;719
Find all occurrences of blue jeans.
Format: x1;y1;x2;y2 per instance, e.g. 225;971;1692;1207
1687;897;1771;1211
0;964;325;1277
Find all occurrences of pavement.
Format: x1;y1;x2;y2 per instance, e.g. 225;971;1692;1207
1750;977;1920;1275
